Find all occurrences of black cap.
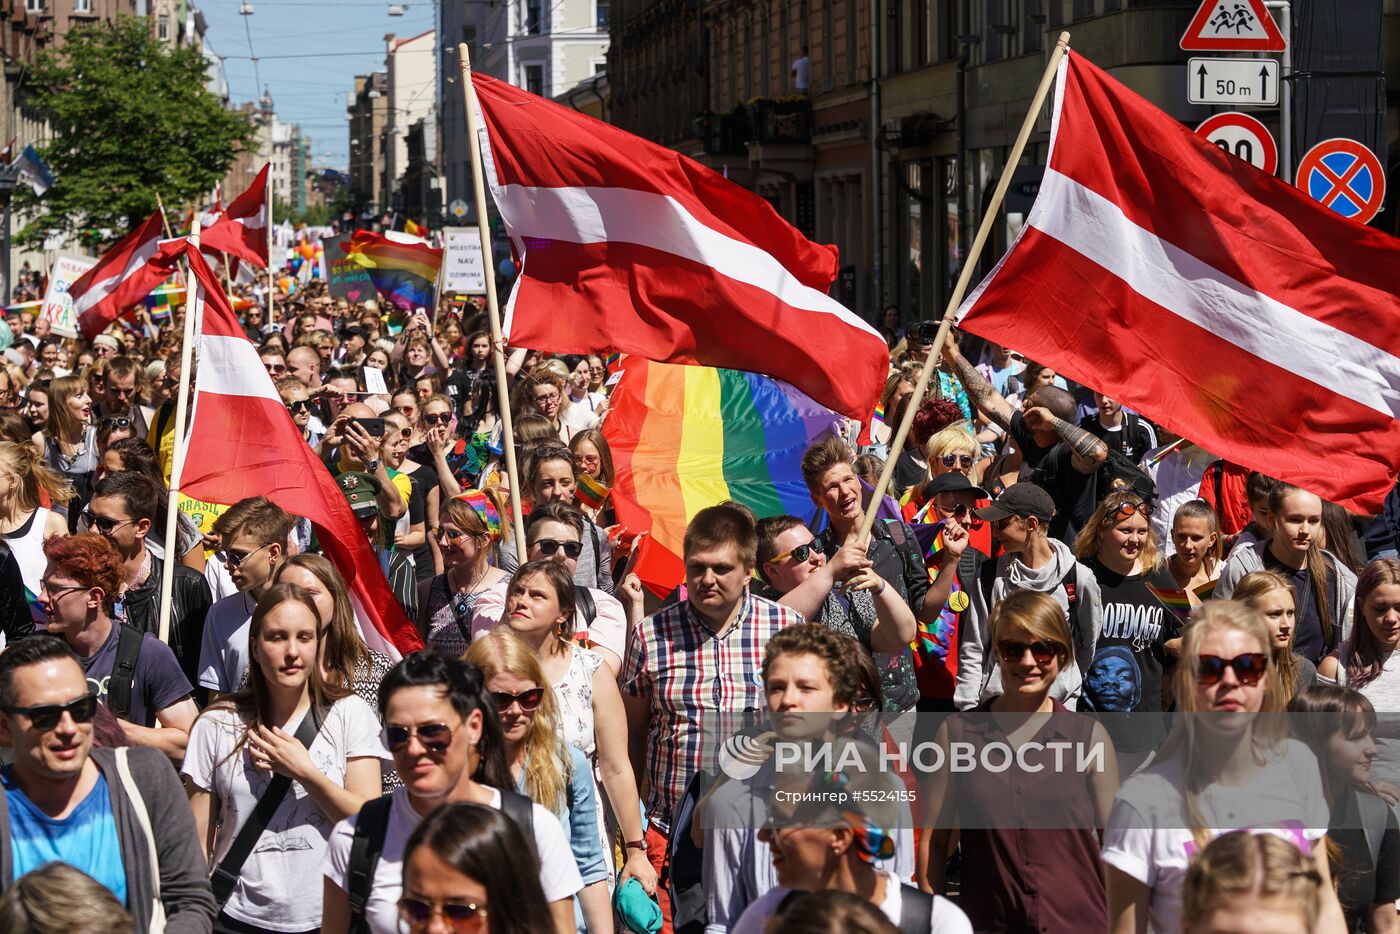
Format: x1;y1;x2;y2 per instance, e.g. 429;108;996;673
925;472;990;500
975;482;1055;522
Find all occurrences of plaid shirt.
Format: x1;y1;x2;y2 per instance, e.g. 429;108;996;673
620;590;802;827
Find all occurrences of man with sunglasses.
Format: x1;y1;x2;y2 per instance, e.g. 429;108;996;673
277;376;324;451
88;472;211;689
196;497;296;696
92;357;154;442
0;635;216;928
956;483;1102;712
37;534;197;761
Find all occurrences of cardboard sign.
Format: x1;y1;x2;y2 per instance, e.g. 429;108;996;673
39;253;98;338
323;233;376;303
442;227;487;294
363;365;389;395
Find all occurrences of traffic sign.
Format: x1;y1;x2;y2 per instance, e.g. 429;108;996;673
1196;112;1277;175
1187;58;1278;106
1181;0;1286;52
448;198;468;219
1295;138;1386;225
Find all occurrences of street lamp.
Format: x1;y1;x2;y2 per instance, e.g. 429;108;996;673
0;165;21;305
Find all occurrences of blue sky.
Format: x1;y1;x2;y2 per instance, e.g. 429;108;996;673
199;0;436;171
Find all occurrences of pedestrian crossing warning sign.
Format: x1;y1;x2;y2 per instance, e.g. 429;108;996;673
1180;0;1286;52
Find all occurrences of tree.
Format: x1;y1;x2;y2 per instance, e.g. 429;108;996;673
19;16;254;245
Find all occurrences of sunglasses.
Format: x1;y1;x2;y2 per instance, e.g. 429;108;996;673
770;541;817;565
940;453;975;469
98;416;132;431
1106;500;1152;524
158;377;178;390
423;412;452;426
4;694;98;731
264;363;288;374
383;722;456;753
218;542;272;568
432;526;469;543
1197;653;1268;687
534;539;583;559
945;502;970;522
397;896;487;932
997;639;1061;666
80;509;133;534
285;400;312;415
397;406;417;417
491;687;545;712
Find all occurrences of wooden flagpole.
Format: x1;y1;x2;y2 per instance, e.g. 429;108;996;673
459;42;527;558
154;192;175;239
267;195;277;326
855;31;1071;546
156;215;204;645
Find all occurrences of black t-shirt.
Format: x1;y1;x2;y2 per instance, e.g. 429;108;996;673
1081;559;1180;752
1332;786;1400;929
891;448;927;498
444;367;489;416
1033;443;1098;545
1008;409;1057;474
1080;414;1154;465
1263;548;1339;664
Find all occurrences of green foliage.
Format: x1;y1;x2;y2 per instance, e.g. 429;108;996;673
19;15;254;245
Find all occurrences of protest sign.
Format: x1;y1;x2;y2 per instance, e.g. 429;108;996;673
323;232;375;303
40;253;98;338
443;227;486;294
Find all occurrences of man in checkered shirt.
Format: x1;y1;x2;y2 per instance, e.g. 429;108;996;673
620;502;802;932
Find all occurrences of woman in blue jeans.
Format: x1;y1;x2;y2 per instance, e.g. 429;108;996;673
468;629;614;933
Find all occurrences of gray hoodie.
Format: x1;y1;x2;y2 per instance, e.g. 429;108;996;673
955;538;1103;710
1216;539;1357;647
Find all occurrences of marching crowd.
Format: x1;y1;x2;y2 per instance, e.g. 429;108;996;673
0;285;1397;934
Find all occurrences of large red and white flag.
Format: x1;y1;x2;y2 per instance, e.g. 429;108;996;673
71;212;179;339
470;75;887;420
201;164;270;269
957;52;1400;513
179;246;422;659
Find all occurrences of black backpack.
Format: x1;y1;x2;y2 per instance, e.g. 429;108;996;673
346;789;536;932
1094;444;1156;507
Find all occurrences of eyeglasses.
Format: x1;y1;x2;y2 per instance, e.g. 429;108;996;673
574;453;600;468
1105;500;1152;524
423;412;452;426
98;416;132;432
285;400;312;415
383;721;457;753
3;694;98;731
997;640;1061;666
80;509;133;534
491;687;545;712
158;377;178;390
770;541;817;565
39;578;90;598
533;539;582;559
218;542;272;568
397;896;487;932
1197;653;1268;687
940;453;975;469
533;392;561;405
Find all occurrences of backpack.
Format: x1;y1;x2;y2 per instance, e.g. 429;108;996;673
666;768;715;933
346;789;535;933
105;624;146;722
776;884;935;933
1094;444;1156;507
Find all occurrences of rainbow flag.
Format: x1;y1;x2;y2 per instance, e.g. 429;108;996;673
1146;580;1193;620
342;229;443;311
1193;578;1218;602
575;472;611;510
604;359;843;595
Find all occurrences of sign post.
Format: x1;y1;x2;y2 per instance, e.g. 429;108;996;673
1195;111;1279;175
1180;0;1286;51
1295;138;1386;225
1186;58;1278;106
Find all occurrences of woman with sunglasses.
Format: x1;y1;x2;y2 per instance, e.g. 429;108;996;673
1233;570;1316;701
920;590;1115;932
1073;492;1180;772
499;446;614;593
466;630;614;932
321;652;583;934
568;429;615;524
43;375;97;531
183;584;388;934
419;490;510;655
1103;600;1345;934
902;421;988;523
396;801;554;934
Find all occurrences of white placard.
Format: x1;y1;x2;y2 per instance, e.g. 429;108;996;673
363;365;389;395
39;253;98;338
442;227;487;294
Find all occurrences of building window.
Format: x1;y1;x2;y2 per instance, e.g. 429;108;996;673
525;0;542;34
73;0;90;11
158;14;170;39
523;63;545;96
595;0;608;30
24;0;43;12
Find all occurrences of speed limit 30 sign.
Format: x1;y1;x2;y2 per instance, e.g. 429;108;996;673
1195;111;1278;176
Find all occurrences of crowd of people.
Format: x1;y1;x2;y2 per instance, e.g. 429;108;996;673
0;283;1396;934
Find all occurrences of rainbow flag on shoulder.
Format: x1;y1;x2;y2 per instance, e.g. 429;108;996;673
603;359;842;595
343;229;443;311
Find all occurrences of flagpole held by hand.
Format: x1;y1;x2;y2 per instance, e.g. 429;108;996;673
855;31;1071;548
459;42;527;558
157;214;205;646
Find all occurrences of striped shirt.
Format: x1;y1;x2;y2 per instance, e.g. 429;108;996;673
620;591;802;827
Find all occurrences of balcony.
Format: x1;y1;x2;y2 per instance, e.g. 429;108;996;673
746;98;811;144
692;108;749;156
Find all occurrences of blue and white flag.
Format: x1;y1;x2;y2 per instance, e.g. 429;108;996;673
13;145;54;196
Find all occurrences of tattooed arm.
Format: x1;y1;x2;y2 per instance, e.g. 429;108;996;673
1025;406;1108;474
944;344;1015;432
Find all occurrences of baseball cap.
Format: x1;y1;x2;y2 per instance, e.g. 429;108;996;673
338;471;382;517
975;482;1055;523
925;472;990;500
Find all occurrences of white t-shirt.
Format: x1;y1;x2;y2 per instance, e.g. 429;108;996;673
731;870;971;934
204;551;239;602
197;591;256;692
1101;738;1329;934
182;695;389;931
791;54;811;90
322;786;585;934
470;578;626;663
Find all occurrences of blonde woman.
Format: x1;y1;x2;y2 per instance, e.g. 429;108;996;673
1103;600;1344;934
0;440;72;642
466;629;614;933
1232;570;1316;700
1180;831;1325;934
